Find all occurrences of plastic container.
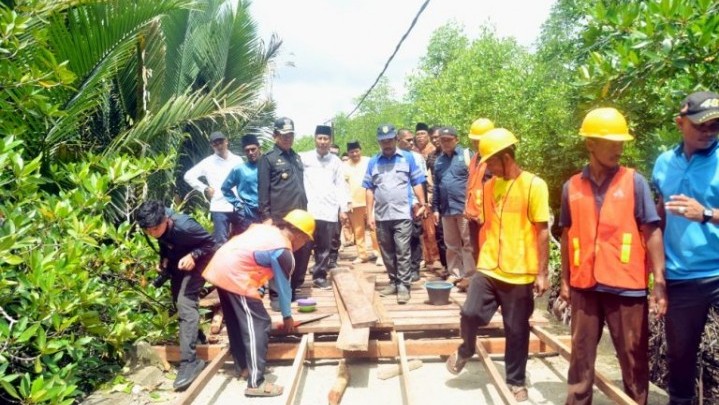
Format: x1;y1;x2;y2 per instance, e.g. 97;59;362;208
425;281;453;305
297;298;316;313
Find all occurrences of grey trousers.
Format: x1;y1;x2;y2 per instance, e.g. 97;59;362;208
170;271;205;364
376;219;413;288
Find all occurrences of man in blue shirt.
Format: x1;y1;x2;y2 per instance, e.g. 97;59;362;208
364;124;427;304
432;126;475;282
652;90;719;405
221;134;262;236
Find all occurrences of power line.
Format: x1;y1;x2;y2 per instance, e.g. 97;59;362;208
345;0;431;119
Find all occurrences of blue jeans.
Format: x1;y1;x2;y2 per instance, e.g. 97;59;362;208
665;275;719;404
211;211;248;244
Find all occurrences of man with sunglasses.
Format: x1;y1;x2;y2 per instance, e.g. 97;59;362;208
221;134;263;235
184;131;243;244
652;91;719;405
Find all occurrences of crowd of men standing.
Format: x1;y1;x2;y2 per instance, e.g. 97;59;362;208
135;90;719;403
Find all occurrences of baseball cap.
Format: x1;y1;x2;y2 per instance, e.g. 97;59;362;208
439;126;458;137
680;91;719;124
209;131;226;142
274;117;295;134
376;124;397;141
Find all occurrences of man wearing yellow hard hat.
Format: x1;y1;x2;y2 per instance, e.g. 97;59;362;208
446;128;549;402
558;108;666;404
464;118;495;263
202;209;315;397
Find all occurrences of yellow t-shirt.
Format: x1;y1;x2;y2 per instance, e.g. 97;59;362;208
343;156;370;208
478;173;549;285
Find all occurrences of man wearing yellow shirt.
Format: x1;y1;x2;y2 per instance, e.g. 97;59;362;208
343;140;381;265
446;128;549;403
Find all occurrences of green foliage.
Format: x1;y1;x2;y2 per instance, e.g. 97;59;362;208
0;136;177;403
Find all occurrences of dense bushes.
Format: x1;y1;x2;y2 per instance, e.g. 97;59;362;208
0;137;176;403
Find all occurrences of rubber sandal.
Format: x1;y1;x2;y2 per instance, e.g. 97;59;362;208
509;385;528;402
446;351;469;375
245;381;283;397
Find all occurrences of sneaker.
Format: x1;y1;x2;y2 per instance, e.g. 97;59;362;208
375;256;384;267
411;272;421;282
397;285;410;304
379;284;397;296
313;278;332;290
173;359;206;391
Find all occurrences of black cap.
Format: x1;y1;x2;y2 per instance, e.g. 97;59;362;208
241;134;259;148
439;126;458;137
680;91;719;124
415;122;429;132
274;117;295;134
209;131;226;142
347;140;361;151
315;125;332;136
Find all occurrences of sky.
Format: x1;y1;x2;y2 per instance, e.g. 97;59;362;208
250;0;557;137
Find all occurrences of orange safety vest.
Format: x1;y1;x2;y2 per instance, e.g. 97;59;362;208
465;153;487;218
203;224;292;299
478;171;539;275
567;167;647;289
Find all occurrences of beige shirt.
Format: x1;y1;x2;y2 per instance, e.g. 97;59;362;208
343;156;370;208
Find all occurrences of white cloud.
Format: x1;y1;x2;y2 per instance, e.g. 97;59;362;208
251;0;556;137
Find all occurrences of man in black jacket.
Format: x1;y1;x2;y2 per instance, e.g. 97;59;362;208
136;200;217;391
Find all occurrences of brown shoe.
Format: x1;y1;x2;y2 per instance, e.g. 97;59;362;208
446;351;469;375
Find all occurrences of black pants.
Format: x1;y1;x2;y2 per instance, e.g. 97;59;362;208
376;219;413;288
329;221;341;265
458;272;534;386
170;270;205;364
312;220;337;279
410;217;423;276
665;275;719;404
434;216;447;267
217;289;271;389
290;242;313;291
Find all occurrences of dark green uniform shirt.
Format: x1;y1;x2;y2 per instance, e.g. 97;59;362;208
258;144;307;221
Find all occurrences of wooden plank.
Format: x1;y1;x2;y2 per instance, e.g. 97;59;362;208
377;359;422;380
397;332;414;405
283;333;310;405
333;277;370;351
331;268;378;327
156;335;570;362
475;340;518;405
177;347;230;405
328;359;349;405
531;326;638;405
153;344;225;362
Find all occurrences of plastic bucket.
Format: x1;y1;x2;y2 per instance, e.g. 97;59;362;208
425;281;453;305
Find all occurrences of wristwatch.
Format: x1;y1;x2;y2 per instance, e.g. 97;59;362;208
702;208;714;224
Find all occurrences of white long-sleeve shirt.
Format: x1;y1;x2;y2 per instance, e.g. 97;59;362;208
184;151;243;212
299;150;350;222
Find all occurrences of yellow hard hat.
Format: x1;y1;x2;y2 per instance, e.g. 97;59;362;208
283;209;315;240
468;118;495;140
579;107;634;141
479;128;519;164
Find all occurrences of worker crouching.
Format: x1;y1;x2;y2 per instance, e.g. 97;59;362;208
202;209;315;397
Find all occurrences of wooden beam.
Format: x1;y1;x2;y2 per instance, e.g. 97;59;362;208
475;341;518;405
377;359;422;380
328;359;349;405
531;326;638;405
333;277;371;351
397;332;414;405
331;268;378;327
176;347;230;405
283;333;310;405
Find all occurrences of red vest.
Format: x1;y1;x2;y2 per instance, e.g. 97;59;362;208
567;167;647;289
203;224;292;298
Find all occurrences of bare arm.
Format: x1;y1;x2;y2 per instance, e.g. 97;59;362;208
366;188;376;231
559;228;571;303
534;221;550;297
642;223;667;317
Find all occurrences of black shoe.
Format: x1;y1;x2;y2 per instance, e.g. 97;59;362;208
173;359;206;391
313;278;331;290
328;261;338;269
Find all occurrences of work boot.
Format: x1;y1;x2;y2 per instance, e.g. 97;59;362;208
397;285;410;304
173;359;206;391
379;284;397;296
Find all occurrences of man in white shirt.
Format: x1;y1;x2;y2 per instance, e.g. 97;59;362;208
184;131;243;244
300;125;350;289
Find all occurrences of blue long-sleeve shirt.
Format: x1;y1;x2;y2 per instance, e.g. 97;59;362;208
221;161;259;220
254;248;294;318
433;146;472;215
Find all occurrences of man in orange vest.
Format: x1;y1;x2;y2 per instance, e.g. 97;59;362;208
464;118;495;263
559;108;667;405
202;209;315;397
446;128;549;402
